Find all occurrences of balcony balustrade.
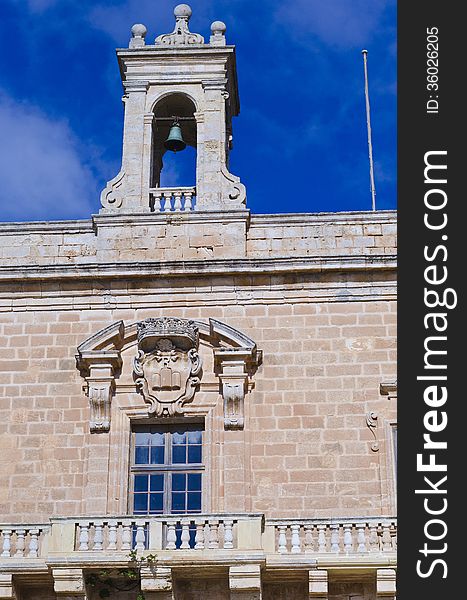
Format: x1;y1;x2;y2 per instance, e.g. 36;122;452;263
149;187;196;212
269;518;397;555
0;515;397;565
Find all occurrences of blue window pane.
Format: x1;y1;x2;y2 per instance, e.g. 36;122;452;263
151;445;165;464
133;493;148;513
188;445;202;464
172;473;186;492
172;492;186;512
149;493;163;513
135;446;149;464
187;473;202;491
151;431;165;445
172;446;186;464
150;474;164;491
134;474;148;492
135;430;151;445
187;492;201;511
187;430;202;444
172;431;186;445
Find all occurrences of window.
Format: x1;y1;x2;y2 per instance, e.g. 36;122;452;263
130;424;203;515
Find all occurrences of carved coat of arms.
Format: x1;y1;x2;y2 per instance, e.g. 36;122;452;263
133;318;202;416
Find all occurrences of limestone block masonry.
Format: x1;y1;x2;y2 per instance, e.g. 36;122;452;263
0;4;396;599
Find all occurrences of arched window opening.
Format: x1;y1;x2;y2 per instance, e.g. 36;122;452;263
152;93;197;189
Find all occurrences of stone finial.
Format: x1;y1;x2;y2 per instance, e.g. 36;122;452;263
210;20;227;46
129;23;147;48
155;4;204;46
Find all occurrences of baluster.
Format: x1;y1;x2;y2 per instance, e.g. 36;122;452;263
14;529;26;557
166;522;177;550
107;521;118;551
330;524;340;553
223;520;234;549
304;525;314;553
163;193;172;212
194;520;205;550
277;525;287;554
356;523;368;553
1;530;12;557
208;520;219;549
156;192;163;212
135;523;146;551
78;524;89;551
28;529;40;558
173;192;182;211
121;522;132;551
180;520;191;550
93;523;104;551
291;524;301;553
185;191;194;211
343;524;353;554
382;522;392;552
369;524;379;552
317;524;327;553
391;522;397;550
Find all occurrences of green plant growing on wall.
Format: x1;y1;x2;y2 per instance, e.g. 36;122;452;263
85;551;157;600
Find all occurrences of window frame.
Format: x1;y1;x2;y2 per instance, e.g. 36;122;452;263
129;421;205;515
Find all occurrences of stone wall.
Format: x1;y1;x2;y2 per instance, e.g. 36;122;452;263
0;209;396;523
0;211;396;267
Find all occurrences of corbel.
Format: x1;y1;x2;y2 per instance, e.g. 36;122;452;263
214;348;255;431
76;350;122;433
380;380;397;401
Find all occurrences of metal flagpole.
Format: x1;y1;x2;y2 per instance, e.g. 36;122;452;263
362;49;377;211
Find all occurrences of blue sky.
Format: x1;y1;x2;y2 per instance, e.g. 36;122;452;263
0;0;396;221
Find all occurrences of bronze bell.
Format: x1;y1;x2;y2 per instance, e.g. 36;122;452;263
164;119;186;152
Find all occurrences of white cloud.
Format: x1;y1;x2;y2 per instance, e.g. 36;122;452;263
0;93;99;221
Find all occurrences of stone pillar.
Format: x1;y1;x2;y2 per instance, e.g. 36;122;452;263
140;566;174;600
309;570;328;599
52;568;87;599
229;564;262;600
0;574;16;600
376;568;396;599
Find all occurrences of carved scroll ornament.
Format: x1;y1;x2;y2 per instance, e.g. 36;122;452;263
133;318;202;417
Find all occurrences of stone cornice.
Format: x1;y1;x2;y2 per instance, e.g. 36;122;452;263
0;254;396;283
250;210;396;226
0;209;396;234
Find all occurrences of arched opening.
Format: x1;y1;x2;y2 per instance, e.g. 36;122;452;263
151;93;197;189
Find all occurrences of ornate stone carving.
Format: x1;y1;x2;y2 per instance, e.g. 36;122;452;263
100;169;125;210
366;410;379;452
221;164;247;206
76;321;124;433
76;350;122;433
133;318;202;416
222;378;246;430
210;21;227;46
155;4;204;46
129;23;147;48
214;348;259;430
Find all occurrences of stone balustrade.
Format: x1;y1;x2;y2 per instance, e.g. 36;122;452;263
0;515;397;561
0;525;48;558
268;517;397;555
149;187;196;212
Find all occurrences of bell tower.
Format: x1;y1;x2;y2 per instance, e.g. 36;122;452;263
100;4;246;214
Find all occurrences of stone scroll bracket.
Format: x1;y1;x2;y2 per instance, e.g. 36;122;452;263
366;410;379;452
76;321;124;433
76;351;122;433
214;347;261;431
